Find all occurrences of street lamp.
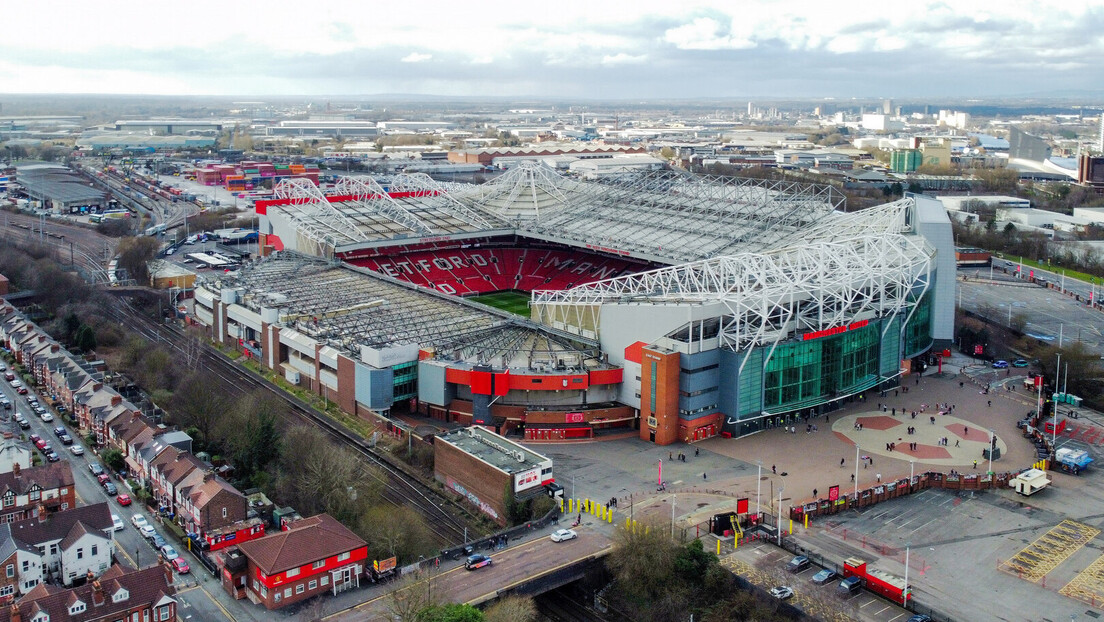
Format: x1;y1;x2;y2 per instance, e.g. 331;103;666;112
756;460;762;519
854;444;860;500
988;429;995;475
776;487;785;545
902;542;911;606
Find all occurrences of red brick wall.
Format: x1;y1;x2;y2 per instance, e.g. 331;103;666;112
640;347;680;445
434;441;510;524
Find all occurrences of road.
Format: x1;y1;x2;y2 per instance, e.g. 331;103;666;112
0;364;235;622
326;530;612;621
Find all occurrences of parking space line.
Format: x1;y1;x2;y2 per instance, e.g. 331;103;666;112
999;519;1099;583
1059;548;1104;606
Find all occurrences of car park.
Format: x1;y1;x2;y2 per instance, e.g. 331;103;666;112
116;494;132;506
769;586;794;600
787;555;810;573
550;529;578;542
159;545;179;561
111;514;125;531
103;482;117;496
811;569;838;584
465;554;492;571
69;444;84;456
171;557;190;574
992;360;1009;369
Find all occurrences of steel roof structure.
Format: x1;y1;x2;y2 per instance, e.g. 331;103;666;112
205;254;604;369
531;197;933;357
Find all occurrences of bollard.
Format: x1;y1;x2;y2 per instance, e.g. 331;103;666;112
804;514;808;529
789;519;793;535
717;539;721;555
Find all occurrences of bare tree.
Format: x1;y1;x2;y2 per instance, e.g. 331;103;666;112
385;570;438;622
484;595;537;622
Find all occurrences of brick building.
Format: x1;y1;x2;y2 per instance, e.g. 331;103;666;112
220;514;367;610
433;427;555;525
0;563;177;622
0;463;76;523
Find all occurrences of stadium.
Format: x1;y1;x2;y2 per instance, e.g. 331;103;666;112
193;162;954;445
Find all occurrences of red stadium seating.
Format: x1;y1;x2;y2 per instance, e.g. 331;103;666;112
347;247;647;296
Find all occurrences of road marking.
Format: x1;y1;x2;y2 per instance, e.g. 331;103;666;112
887;613;906;621
873;604;891;614
198;585;237;622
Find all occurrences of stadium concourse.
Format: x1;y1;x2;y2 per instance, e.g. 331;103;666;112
194;163;954;456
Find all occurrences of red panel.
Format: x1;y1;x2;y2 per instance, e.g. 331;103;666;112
736;498;749;514
589;368;623;385
507;374;588;391
267;235;284;252
253;202;267;215
471;371;493;395
445;368;471;385
623;341;646;364
493;371;511;396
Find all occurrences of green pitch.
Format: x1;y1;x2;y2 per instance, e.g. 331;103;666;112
468;291;532;316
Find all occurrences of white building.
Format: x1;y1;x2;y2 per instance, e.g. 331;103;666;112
938;110;971;130
0;435;31;475
1;503;115;591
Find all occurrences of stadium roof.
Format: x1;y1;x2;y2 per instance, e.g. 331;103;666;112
203;254;604;371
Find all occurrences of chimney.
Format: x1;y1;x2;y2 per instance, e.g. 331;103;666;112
8;603;20;622
91;580;104;607
86;570;94;583
92;383;103;392
36;505;46;523
162;559;174;586
111;395;121;407
11;463;19;478
203;471;215;482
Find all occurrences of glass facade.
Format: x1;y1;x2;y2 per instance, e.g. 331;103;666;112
763;320;881;413
392;361;418;402
903;292;934;357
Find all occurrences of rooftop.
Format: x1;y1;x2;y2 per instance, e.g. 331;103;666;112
435;426;551;475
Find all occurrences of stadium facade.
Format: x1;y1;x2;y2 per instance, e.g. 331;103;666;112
193;164;953;445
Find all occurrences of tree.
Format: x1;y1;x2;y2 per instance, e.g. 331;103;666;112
172;373;230;449
73;324;96;352
222;391;283;486
385;571;438;622
62;312;81;343
1003;222;1017;237
102;448;126;473
359;505;433;563
116;236;160;285
274;426;381;523
419;604;484;622
483;596;536;622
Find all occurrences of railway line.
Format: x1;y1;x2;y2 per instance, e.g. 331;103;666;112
0;214;113;283
99;295;476;548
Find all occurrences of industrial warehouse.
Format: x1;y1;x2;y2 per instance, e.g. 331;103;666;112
192;164;953;445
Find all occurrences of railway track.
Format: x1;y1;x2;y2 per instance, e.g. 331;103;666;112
99;295;475;547
1;218;112;283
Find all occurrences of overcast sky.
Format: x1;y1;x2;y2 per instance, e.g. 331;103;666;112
4;0;1104;99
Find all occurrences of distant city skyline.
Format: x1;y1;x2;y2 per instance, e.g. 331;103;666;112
5;1;1104;100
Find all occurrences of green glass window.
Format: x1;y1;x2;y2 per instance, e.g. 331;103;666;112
904;292;933;357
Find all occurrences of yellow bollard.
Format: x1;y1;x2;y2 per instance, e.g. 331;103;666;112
734;534;739;549
717;539;721;554
789;520;793;535
569;499;573;513
608;510;612;524
804;514;808;529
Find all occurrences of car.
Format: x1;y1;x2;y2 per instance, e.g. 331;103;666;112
132;514;150;530
10;380;21;388
17;419;29;430
96;474;110;485
0;399;10;410
171;557;190;574
89;463;104;476
150;534;167;549
59;434;72;445
1013;359;1029;368
811;569;838;584
159;544;179;561
139;524;156;539
53;427;65;437
906;616;932;622
992;360;1009;369
26;396;37;404
103;482;117;496
33;439;47;451
116;494;132;506
15;387;26;395
69;444;85;456
769;586;794;600
55;406;66;415
44;451;59;463
39;412;52;422
111;514;124;531
550;529;578;543
787;555;811;573
464;554;492;571
837;575;863;597
28;434;41;445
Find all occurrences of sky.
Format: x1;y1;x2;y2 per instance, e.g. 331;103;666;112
4;0;1104;99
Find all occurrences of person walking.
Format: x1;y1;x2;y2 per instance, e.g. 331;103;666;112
973;460;978;469
987;400;992;407
877;473;882;483
840;457;845;468
955;439;960;447
772;464;777;474
813;488;818;498
851;473;855;482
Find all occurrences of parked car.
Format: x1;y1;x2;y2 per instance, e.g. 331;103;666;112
1013;359;1029;368
116;494;132;507
44;451;59;463
15;387;27;395
139;524;156;539
96;474;110;485
906;616;932;622
150;534;167;549
28;434;41;445
132;515;150;530
159;545;179;561
69;444;85;456
992;360;1009;369
769;586;794;600
103;482;117;496
837;575;863;597
550;529;578;543
171;557;190;574
33;439;47;451
0;399;10;410
39;412;52;422
89;463;104;476
59;434;72;445
465;554;492;571
16;418;29;430
787;555;810;573
111;515;125;532
811;569;838;585
52;427;65;437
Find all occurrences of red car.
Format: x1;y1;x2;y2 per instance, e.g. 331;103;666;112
34;439;47;451
116;494;132;507
28;434;41;444
171;557;190;574
96;474;110;485
15;387;27;395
